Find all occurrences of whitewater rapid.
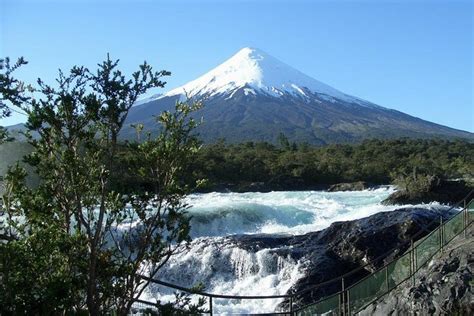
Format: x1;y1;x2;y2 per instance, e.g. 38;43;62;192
185;186;397;237
140;187;446;314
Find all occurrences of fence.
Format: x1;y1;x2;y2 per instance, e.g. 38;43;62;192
296;196;473;316
135;193;474;315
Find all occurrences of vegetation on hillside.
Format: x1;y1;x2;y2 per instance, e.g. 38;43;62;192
3;137;473;195
107;137;473;193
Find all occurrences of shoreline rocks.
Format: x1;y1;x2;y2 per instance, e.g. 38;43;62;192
230;206;456;309
360;225;473;315
327;181;369;192
383;179;472;206
195;181;377;193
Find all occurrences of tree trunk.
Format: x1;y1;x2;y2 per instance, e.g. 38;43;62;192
86;246;99;316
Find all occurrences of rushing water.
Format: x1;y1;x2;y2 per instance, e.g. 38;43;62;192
185;187;396;238
140;187;443;314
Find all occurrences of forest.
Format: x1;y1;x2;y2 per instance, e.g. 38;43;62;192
112;137;474;193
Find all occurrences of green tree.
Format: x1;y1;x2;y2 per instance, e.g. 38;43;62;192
277;132;290;150
0;57;30;142
0;56;202;315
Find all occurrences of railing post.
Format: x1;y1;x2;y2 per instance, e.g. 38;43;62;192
410;239;415;286
289;295;294;316
347;289;350;316
341;277;345;316
209;296;213;316
440;216;443;252
414;246;417;274
464;200;467;238
339;287;343;316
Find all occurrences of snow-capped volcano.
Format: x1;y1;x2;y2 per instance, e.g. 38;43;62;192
125;47;473;144
164;47;360;103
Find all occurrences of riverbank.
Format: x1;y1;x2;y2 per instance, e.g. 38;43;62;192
139;189;457;314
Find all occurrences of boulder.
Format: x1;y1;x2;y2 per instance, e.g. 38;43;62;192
383;179;472;205
327;181;369;192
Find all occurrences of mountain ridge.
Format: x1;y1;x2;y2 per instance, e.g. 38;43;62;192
162;47;361;102
125;47;472;144
5;47;472;144
145;47;381;109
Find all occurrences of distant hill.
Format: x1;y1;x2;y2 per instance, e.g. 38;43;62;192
5;48;472;144
0;141;38;192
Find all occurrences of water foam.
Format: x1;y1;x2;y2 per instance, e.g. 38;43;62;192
186;187;397;237
140;187;453;314
145;237;303;313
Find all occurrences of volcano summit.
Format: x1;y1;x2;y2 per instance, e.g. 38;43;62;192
125;48;472;144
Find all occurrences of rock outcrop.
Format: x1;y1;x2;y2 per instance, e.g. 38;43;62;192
231;206;457;308
327;181;369;192
383;179;472;206
360;225;473;315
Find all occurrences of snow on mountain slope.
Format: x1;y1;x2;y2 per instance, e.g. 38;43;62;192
134;93;163;106
124;47;473;144
162;47;367;104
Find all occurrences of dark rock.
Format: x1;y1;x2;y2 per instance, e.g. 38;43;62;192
236;181;272;193
383;179;473;205
327;181;369;192
230;206;455;309
196;180;330;193
360;226;473;315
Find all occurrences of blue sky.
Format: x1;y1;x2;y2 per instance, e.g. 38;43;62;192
1;0;473;132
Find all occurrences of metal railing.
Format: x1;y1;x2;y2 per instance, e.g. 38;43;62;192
136;276;293;315
134;191;474;315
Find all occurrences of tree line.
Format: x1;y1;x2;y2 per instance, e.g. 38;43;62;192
111;137;474;193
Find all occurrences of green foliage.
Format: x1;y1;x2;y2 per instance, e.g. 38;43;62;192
0;56;201;315
391;167;438;196
182;138;473;191
0;226;88;314
109;138;473;193
0;163;87;313
0;56;31;144
157;283;208;315
0;57;30;117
